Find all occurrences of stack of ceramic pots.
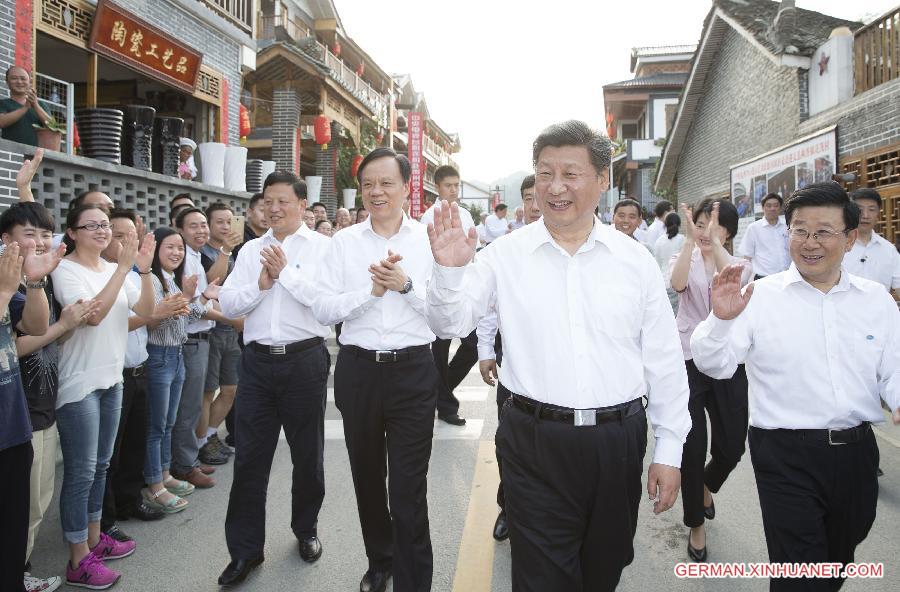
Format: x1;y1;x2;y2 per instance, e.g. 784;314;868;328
246;159;263;193
75;108;124;163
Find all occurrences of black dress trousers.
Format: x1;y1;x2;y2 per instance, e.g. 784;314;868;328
0;441;32;592
432;330;478;417
681;360;749;528
102;368;149;529
497;399;648;592
225;343;329;560
495;382;513;509
749;426;879;592
334;347;438;592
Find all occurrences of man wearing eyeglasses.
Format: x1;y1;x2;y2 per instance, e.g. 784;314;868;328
691;182;899;590
842;188;900;302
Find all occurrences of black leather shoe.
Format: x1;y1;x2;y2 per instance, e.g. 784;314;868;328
877;467;884;477
688;540;707;562
492;511;509;541
298;536;322;563
704;497;715;520
218;557;264;587
360;569;391;592
439;413;466;426
130;499;165;522
103;524;133;543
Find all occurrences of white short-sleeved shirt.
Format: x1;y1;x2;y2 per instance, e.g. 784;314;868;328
52;259;139;409
843;233;900;292
737;217;790;277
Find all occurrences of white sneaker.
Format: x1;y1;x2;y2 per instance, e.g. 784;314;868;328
24;573;63;592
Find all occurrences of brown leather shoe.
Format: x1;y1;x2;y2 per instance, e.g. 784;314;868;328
173;467;216;488
199;465;216;475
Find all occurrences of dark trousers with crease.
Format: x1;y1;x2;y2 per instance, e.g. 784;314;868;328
495;382;512;510
432;330;478;417
0;441;32;592
224;343;329;560
681;360;749;528
749;426;879;591
334;347;438;592
102;369;148;530
497;398;647;592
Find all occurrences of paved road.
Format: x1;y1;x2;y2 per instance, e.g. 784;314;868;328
29;338;900;591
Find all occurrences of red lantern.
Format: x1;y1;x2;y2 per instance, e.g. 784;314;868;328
606;112;614;125
314;115;331;150
606;124;615;139
350;153;364;178
72;121;80;149
356;63;365;77
239;104;251;138
332;40;341;57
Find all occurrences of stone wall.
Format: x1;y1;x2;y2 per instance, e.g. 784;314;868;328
799;76;900;158
674;28;802;203
0;138;251;230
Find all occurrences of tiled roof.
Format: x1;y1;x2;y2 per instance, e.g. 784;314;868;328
604;72;688;91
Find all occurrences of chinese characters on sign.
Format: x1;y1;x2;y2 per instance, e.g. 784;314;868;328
89;0;202;93
408;112;425;219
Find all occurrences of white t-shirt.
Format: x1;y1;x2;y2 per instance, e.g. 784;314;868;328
419;203;475;235
52;259;139;409
653;233;686;272
645;218;666;248
737;216;790;277
843;233;900;292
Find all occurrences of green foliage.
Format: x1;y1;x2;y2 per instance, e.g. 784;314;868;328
336;118;380;204
459;201;483;222
33;116;66;134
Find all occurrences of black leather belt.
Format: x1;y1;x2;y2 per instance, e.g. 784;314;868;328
248;337;323;355
344;344;431;363
762;423;872;446
187;332;210;341
511;394;643;426
124;363;146;378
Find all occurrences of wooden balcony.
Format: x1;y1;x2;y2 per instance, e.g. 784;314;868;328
854;6;900;94
200;0;253;34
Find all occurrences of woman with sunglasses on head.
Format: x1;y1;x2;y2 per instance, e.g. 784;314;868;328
141;227;217;517
50;204;155;589
668;198;752;564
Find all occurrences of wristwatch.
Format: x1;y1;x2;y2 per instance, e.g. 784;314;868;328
399;277;413;294
24;276;47;289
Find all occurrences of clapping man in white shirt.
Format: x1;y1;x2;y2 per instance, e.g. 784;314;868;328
691;182;900;591
217;172;332;586
843;188;900;301
427;121;690;591
738;193;790;279
313;148;439;592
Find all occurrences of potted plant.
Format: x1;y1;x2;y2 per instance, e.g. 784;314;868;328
32;117;66;151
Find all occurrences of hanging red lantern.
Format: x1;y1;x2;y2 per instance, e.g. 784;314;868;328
314;115;331;150
239;103;251;138
606;112;614;125
72;121;80;149
356;63;365;77
350;153;364;178
332;40;341;57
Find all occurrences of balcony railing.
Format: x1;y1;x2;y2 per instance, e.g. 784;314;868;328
256;12;311;41
201;0;253;34
854;6;900;94
311;39;388;126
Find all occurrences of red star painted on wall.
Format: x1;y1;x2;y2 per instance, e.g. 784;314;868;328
818;53;830;76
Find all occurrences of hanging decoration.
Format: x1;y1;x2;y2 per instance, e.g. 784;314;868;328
350;153;364;179
314;115;332;150
239;104;251;139
356;63;365;77
332;40;341;57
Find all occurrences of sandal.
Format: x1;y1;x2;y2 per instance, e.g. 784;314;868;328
142;487;189;514
164;476;195;497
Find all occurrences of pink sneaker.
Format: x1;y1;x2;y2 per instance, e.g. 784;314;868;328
90;532;136;561
65;554;121;589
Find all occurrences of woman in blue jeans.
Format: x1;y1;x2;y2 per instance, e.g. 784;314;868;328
51;205;156;589
142;227;214;513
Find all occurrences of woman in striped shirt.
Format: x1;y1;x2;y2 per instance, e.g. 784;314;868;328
142;227;216;513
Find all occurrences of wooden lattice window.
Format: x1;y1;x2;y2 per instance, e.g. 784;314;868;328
39;0;94;46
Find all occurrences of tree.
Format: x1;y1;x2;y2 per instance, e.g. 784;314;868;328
459;201;483;223
336;118;380;207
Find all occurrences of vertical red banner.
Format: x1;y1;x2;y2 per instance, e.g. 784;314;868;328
294;127;301;175
16;0;33;72
408;111;424;218
220;78;229;143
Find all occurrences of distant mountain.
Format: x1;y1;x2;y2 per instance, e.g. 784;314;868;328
489;170;531;209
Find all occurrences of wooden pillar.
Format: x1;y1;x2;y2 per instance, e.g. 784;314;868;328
86;53;98;108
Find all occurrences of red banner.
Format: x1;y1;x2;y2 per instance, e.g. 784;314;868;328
408;112;425;218
15;0;32;72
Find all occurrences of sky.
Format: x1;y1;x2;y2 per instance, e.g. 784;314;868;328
335;0;897;184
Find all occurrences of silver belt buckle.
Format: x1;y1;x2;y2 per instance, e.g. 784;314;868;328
827;429;846;446
375;350;395;363
269;344;287;355
574;409;596;427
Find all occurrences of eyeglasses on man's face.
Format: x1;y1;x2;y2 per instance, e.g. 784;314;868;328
787;227;847;243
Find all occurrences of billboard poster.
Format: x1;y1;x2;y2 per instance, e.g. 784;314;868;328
729;126;837;217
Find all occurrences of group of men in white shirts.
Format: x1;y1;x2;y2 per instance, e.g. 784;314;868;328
210;119;897;592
